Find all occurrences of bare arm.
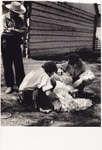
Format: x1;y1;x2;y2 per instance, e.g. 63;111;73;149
73;78;83;88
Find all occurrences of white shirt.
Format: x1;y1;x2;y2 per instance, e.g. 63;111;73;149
19;68;53;92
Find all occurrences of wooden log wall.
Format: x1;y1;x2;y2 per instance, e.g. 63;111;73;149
29;1;96;58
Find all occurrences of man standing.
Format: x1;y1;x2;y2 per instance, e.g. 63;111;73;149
1;2;26;94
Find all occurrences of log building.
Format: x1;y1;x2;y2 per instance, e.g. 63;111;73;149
27;1;100;58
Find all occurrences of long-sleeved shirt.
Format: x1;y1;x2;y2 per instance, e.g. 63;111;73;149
2;12;25;37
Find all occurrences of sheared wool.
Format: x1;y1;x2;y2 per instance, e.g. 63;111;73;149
54;81;92;112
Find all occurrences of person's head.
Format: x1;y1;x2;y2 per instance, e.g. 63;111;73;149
5;2;26;18
67;53;80;65
66;53;84;78
9;10;18;18
42;61;58;77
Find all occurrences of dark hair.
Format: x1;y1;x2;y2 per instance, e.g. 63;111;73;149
65;54;84;80
42;61;58;74
67;53;80;65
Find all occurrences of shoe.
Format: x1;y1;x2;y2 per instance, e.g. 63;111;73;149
5;87;13;94
39;108;52;113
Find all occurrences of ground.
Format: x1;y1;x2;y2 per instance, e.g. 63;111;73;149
0;57;101;126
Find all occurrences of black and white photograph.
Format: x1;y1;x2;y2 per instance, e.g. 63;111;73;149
0;0;101;127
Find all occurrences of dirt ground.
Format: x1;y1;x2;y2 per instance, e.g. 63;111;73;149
0;58;101;126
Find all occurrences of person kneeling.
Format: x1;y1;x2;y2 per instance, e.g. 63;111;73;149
18;62;61;113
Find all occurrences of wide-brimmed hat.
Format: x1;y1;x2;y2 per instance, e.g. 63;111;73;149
6;2;26;14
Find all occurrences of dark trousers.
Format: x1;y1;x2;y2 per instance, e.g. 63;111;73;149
1;36;25;87
19;88;59;110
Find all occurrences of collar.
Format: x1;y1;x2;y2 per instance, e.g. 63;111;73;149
4;12;11;19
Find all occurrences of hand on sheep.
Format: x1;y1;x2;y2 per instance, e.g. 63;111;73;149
52;99;62;112
69;89;78;98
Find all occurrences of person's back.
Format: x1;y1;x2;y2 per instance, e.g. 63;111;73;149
19;68;52;91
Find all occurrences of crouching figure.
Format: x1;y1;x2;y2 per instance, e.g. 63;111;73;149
18;61;61;113
52;53;95;112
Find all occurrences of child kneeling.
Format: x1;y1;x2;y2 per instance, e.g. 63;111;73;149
18;62;61;113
